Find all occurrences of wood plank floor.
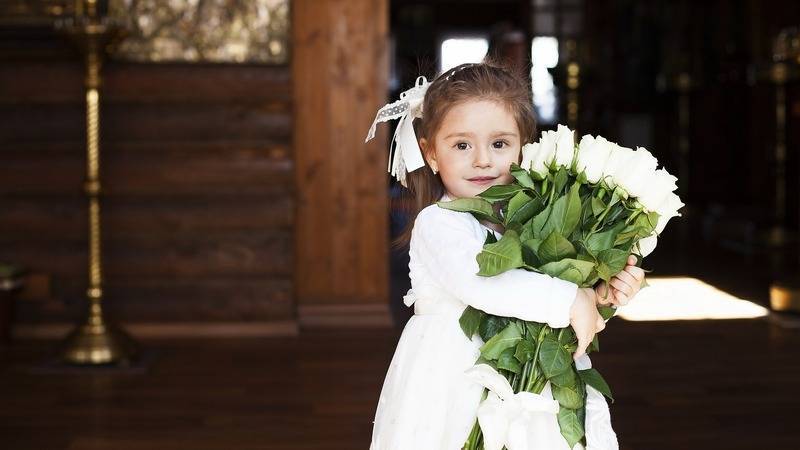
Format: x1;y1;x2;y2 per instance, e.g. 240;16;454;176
1;316;798;450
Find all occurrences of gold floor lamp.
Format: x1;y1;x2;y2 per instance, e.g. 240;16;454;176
56;0;137;365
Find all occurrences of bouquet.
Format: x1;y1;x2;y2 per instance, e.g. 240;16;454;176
440;125;683;450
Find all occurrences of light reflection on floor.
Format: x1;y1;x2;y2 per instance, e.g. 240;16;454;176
615;277;769;321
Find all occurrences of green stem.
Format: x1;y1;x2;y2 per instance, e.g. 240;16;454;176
515;359;531;393
525;326;549;392
463;419;482;450
590;200;614;234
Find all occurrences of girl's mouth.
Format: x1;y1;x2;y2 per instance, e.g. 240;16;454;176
467;176;498;185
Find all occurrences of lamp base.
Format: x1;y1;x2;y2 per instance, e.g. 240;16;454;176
770;281;800;313
60;318;138;366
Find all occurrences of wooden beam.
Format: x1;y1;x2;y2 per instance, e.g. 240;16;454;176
292;0;391;326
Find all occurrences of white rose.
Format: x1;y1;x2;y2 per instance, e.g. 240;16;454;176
520;142;538;172
600;144;634;189
614;146;658;199
637;192;683;258
637;168;678;212
575;134;613;183
655;193;684;228
551;124;576;168
637;234;658;257
529;131;556;176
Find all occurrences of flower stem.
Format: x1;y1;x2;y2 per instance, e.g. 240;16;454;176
590;201;614;234
463;419;482;450
525;326;549;392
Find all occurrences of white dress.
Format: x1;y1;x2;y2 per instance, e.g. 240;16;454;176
369;201;620;450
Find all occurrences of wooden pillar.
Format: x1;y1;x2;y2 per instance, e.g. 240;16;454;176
292;0;391;327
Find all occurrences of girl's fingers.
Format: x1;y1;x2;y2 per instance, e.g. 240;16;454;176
625;265;646;282
613;287;630;305
627;255;637;265
614;269;638;288
574;336;589;360
595;283;613;305
610;277;633;295
597;290;613;305
596;316;606;331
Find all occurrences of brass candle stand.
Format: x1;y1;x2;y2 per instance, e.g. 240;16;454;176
55;1;137;365
564;40;580;133
768;27;800;316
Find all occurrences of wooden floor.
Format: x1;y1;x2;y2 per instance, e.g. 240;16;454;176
2;212;799;449
1;316;798;450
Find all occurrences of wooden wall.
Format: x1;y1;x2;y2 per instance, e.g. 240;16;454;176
0;0;393;336
0;59;296;333
293;0;392;327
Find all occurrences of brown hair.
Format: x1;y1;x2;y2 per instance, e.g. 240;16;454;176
393;60;537;248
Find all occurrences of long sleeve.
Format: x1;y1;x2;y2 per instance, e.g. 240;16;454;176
410;204;578;328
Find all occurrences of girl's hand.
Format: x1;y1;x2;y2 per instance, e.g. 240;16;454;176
570;288;606;360
595;255;646;307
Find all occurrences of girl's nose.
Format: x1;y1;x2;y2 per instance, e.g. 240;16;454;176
473;146;492;168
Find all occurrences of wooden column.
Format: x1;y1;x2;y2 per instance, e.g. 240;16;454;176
292;0;391;327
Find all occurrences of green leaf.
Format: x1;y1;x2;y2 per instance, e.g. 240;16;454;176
474;355;499;370
506;192;543;226
484;230;498;245
578;368;614;402
584;221;627;256
549;364;578;387
523;238;543;254
510;163;536;189
542;182;582;238
525;322;545;341
614;226;650;247
513;339;536;364
558;327;577;345
591;197;605;217
529;203;553;239
538;231;577;264
598;305;616;321
479;315;510;342
609;188;622;207
538;258;596;286
579;194;594;228
477;185;524;203
437;198;500;224
538;335;572;379
458;306;485;339
480;322;523;360
476;230;524;276
521;239;542;267
553;166;569;195
596;248;629;281
604;203;626;226
576;170;588;185
497;347;522;373
552;379;585;409
557;407;585;448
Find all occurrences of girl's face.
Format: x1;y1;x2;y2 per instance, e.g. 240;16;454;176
420;99;521;199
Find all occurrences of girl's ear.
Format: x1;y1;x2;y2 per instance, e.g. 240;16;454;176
420;138;438;173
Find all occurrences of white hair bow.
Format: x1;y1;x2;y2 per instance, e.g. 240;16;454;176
464;364;572;450
364;76;430;187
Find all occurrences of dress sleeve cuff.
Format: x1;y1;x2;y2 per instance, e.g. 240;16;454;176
546;276;578;328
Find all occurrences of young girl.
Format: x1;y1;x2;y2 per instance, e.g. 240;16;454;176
366;62;645;450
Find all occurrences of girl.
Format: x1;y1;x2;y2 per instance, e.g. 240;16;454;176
366;62;645;450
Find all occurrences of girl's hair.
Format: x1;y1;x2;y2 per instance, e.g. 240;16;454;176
393;59;537;249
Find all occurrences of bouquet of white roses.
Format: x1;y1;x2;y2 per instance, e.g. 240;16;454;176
440;125;683;450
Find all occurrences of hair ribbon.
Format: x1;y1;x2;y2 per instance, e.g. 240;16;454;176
365;76;430;187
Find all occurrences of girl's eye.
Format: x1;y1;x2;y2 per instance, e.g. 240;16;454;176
492;140;509;149
455;142;470;151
